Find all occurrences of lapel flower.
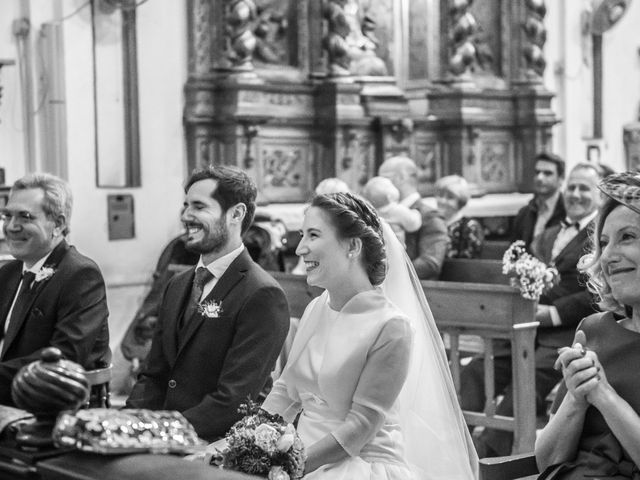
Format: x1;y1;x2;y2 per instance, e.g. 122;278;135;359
199;300;223;318
34;266;55;283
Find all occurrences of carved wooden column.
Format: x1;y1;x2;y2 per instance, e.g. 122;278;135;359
186;0;326;202
425;0;558;194
439;0;478;88
509;0;557;192
184;0;216;171
317;0;409;191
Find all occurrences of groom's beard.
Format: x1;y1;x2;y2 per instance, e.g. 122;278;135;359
185;219;230;256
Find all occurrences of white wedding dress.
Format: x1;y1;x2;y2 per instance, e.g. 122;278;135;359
262;222;478;479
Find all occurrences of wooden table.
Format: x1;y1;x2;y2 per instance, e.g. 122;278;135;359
0;443;257;480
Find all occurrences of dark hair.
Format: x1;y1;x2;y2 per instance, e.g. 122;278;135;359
534;152;566;178
185;165;257;235
12;172;73;236
310;192;387;285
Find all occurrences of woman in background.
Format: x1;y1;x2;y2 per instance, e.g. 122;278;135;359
535;172;640;479
434;175;484;259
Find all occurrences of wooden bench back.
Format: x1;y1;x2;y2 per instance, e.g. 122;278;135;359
269;271;538;454
439;258;509;285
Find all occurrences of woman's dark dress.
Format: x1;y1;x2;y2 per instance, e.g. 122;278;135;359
540;312;640;479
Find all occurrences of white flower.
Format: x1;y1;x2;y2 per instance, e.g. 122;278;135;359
198;300;223;318
268;466;290;480
254;423;279;453
276;424;295;452
502;241;557;301
34;267;55;283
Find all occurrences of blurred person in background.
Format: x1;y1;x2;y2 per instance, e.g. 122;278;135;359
512;152;566;251
434;175;484;259
378;156;449;279
362;175;421;248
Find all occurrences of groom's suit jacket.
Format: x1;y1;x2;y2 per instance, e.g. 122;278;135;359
531;222;597;350
126;248;290;441
0;240;110;406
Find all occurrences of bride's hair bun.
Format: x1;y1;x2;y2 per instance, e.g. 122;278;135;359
311;192;386;285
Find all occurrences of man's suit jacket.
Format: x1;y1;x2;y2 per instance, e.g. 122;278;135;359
126;249;290;442
511;194;566;250
405;198;450;280
531;223;597;349
0;240;110;405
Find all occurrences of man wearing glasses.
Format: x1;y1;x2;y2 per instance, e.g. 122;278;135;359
0;173;110;406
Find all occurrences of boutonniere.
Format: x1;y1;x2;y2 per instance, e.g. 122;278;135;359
199;300;223;318
34;266;55;283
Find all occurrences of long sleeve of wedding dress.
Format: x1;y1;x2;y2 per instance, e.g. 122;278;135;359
332;316;411;455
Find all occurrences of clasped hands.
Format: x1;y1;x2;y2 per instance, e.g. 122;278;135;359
554;330;610;408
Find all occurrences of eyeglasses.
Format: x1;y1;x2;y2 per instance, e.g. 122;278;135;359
0;210;38;225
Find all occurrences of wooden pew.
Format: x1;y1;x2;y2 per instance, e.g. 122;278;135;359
269;271;538;454
421;279;538;454
440;258;509;285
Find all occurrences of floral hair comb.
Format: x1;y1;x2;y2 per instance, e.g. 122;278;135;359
598;171;640;215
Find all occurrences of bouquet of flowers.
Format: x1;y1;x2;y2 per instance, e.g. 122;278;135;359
211;400;306;480
502;240;558;300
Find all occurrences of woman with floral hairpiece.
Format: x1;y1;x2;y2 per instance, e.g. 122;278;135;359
535;171;640;479
261;192;478;479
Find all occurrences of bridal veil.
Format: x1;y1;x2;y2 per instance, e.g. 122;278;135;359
380;222;479;479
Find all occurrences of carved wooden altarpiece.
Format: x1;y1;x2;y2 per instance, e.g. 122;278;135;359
184;0;557;202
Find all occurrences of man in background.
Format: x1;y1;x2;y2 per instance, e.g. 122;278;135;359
511;152;566;250
0;173;110;406
127;165;290;441
378;155;449;279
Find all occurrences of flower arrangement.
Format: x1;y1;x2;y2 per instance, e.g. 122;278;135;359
502;241;558;301
211;400;306;480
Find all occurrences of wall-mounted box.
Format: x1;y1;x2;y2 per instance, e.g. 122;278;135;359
107;194;135;240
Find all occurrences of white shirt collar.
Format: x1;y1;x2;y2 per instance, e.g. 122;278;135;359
400;192;421;208
23;252;52;274
197;244;245;279
568;209;598;231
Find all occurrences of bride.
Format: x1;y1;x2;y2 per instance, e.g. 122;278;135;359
262;192;478;479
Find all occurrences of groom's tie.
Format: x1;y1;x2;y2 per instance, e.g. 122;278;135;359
1;271;36;341
180;267;214;331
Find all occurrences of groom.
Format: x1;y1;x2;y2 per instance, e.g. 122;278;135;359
127;165;290;441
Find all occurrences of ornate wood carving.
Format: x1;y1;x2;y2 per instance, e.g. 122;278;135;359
447;0;478;78
190;0;212;74
253;0;291;65
335;127;374;191
225;0;258;72
259;139;311;202
183;0;558;197
408;0;430;81
522;0;547;79
323;0;387;77
480;140;511;185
